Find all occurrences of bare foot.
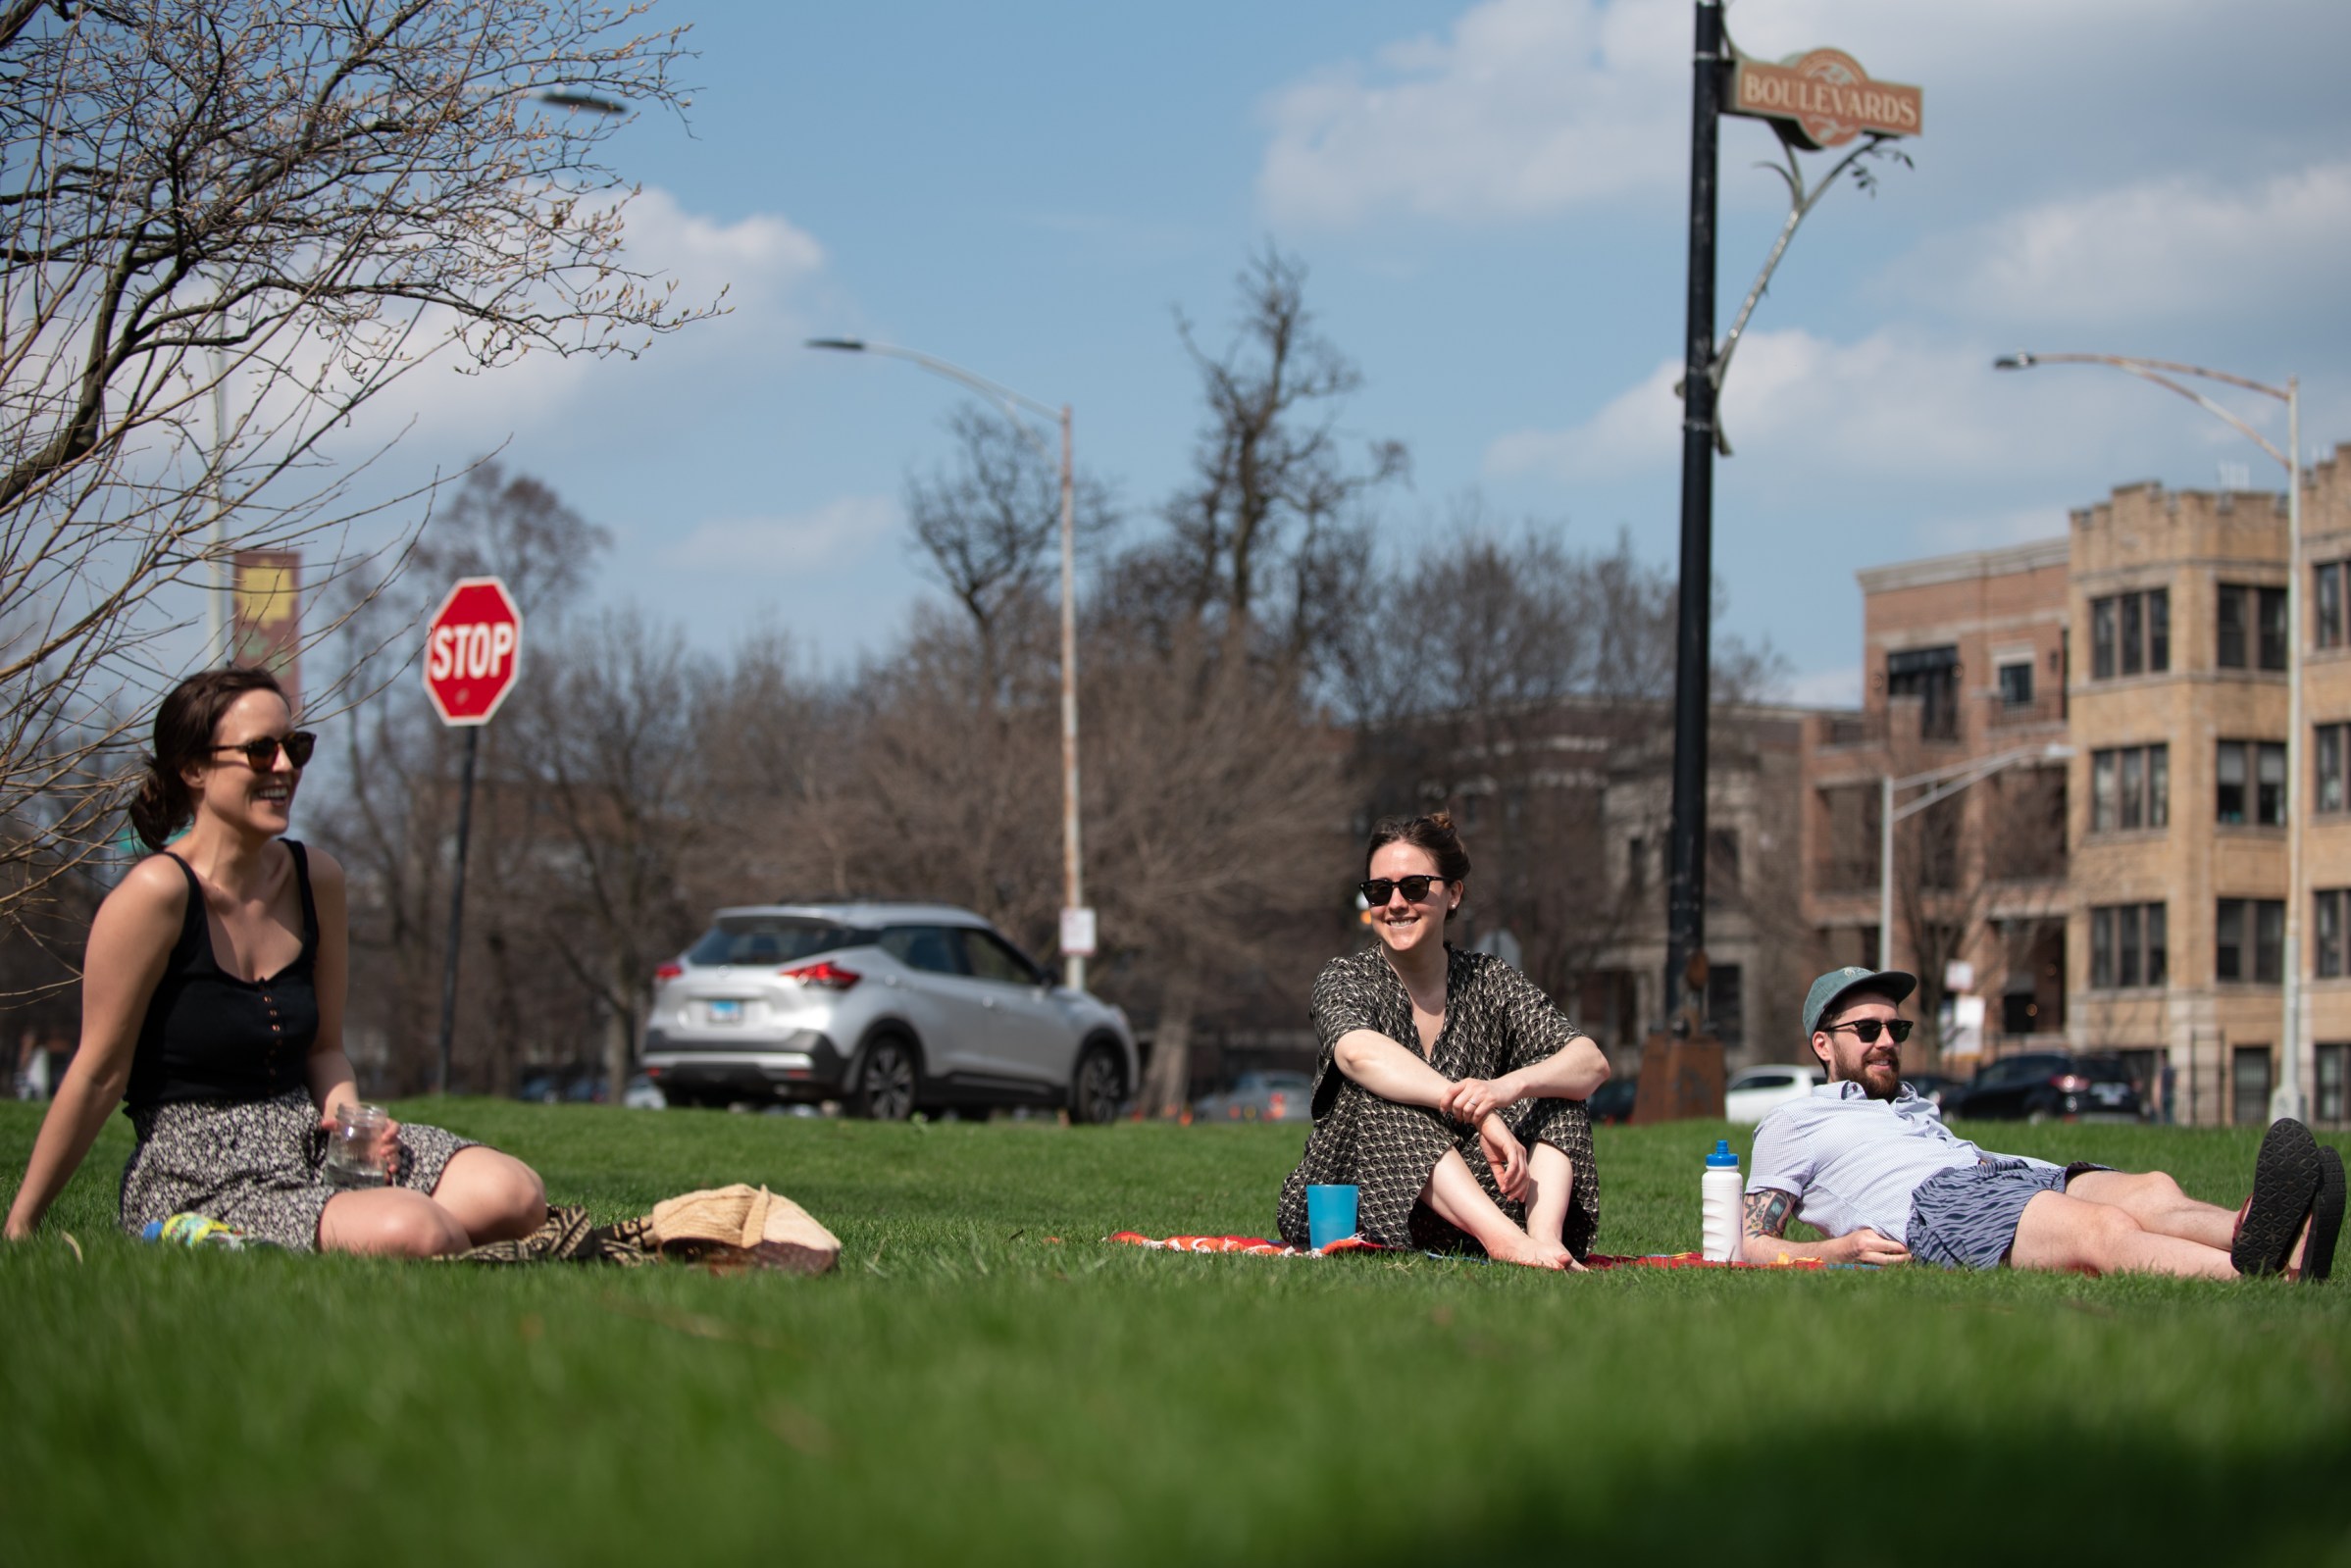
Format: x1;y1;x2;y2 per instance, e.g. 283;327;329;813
1487;1234;1572;1271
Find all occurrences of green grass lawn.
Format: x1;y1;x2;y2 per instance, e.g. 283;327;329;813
3;1102;2347;1567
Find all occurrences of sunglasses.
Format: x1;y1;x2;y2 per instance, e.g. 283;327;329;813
1358;875;1452;906
212;731;317;771
1823;1017;1912;1044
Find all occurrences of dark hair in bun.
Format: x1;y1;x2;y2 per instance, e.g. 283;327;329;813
1363;812;1471;884
128;668;287;851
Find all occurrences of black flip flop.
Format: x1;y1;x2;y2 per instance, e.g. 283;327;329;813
2232;1118;2322;1278
2305;1146;2344;1284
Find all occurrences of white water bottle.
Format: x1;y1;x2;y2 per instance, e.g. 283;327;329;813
1702;1138;1742;1263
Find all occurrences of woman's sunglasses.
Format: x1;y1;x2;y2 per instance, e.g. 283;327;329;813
1823;1017;1912;1044
1358;875;1452;906
212;731;317;771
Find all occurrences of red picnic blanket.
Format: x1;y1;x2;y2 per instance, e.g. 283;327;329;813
1103;1233;1828;1269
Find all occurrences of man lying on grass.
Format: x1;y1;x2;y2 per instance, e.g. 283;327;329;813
1740;966;2344;1282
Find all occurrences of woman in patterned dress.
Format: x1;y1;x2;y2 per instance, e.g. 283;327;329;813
1276;814;1608;1268
5;669;546;1254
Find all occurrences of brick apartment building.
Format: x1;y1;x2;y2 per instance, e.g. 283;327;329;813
1798;445;2351;1128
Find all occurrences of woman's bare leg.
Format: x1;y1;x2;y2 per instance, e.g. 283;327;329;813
318;1189;470;1257
427;1147;546;1244
1521;1141;1580;1266
1421;1148;1567;1270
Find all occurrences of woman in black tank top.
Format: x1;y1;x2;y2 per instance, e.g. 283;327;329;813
5;669;548;1254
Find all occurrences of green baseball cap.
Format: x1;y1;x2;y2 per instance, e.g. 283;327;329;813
1802;965;1917;1038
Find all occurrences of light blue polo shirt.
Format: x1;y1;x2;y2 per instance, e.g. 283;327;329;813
1746;1081;2056;1243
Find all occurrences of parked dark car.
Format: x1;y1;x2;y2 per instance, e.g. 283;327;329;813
1587;1075;1638;1126
1953;1051;2142;1122
1906;1072;1968;1113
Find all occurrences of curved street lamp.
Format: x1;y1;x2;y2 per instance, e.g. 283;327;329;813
1996;351;2304;1122
807;337;1090;992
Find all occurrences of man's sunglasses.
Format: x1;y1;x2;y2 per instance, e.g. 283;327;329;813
1359;874;1453;906
1822;1017;1912;1044
212;731;317;771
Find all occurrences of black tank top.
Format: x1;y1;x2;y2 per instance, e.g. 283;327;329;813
124;841;322;1110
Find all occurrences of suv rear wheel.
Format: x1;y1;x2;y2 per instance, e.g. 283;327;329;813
850;1036;918;1122
1069;1041;1124;1126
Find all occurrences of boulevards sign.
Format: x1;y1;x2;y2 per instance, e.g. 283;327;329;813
1726;48;1921;149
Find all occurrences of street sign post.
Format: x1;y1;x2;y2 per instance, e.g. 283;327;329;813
1662;4;1920;1034
424;577;524;1094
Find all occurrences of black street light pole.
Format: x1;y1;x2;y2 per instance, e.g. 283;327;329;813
1664;0;1726;1028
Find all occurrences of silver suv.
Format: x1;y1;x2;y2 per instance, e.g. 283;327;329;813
640;901;1137;1123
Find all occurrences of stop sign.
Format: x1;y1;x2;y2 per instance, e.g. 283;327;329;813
423;577;524;726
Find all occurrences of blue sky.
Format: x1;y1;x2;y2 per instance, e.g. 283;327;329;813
343;0;2351;703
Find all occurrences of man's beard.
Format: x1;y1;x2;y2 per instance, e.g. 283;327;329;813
1843;1051;1902;1100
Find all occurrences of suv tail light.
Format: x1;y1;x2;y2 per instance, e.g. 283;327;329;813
652;961;684;985
2051;1073;2090;1092
780;959;861;990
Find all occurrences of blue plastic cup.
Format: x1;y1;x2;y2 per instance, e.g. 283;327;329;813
1305;1184;1359;1250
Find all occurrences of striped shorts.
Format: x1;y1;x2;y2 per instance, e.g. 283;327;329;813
1907;1158;2112;1269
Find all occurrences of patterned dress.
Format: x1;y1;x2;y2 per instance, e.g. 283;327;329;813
1275;944;1601;1258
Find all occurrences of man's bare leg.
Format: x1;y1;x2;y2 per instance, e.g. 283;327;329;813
1420;1147;1566;1270
2065;1170;2236;1250
2009;1189;2236;1279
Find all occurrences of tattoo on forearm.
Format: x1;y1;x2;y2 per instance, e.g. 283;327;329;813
1743;1189;1795;1239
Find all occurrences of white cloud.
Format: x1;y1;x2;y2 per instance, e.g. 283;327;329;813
1488;327;2023;481
314;187;829;448
1256;0;1681;227
666;494;894;575
1256;0;2349;228
1484;323;2306;491
1901;160;2351;329
1784;664;1861;708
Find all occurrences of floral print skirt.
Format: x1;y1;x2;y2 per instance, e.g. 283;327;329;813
119;1088;477;1251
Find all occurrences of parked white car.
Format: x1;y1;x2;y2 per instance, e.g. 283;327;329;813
641;901;1138;1123
1723;1063;1824;1124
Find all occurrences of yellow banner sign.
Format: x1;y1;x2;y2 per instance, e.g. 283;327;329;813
1727;48;1921;150
232;549;302;714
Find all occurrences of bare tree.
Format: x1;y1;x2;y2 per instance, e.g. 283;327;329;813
903;405;1112;709
1155;245;1405;673
508;607;707;1102
1094;621;1349;1117
0;0;709;939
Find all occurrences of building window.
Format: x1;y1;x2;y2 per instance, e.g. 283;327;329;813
2217;740;2286;826
1707;963;1743;1048
2089;589;2168;681
2319;562;2346;650
2090;744;2169;832
1997;660;2032;707
2320;888;2351;979
2232;1045;2274;1127
2090;903;2166;990
1886;645;1960;740
2318;1043;2348;1126
2322;725;2349;815
1705;829;1740;907
2218;583;2288;671
2217;898;2285;983
1625;835;1648;893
